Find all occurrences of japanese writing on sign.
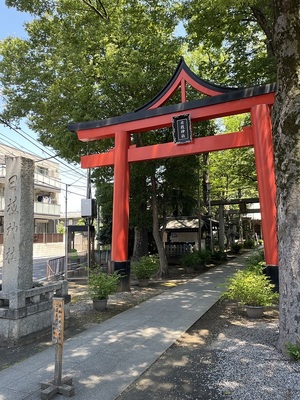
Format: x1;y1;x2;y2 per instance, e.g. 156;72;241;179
172;114;192;144
52;298;64;344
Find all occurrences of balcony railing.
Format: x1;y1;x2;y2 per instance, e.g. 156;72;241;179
34;172;61;190
0;197;60;218
0;167;61;190
34;201;61;216
0;198;60;216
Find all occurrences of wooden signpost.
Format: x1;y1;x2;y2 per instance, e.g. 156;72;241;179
41;297;75;399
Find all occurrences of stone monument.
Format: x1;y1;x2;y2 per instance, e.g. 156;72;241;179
0;156;68;342
2;156;34;292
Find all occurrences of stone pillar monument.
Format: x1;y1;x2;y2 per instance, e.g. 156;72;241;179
218;204;225;252
2;156;34;293
0;157;68;342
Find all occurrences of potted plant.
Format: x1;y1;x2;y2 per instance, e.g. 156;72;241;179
222;268;279;318
132;255;159;286
87;269;120;311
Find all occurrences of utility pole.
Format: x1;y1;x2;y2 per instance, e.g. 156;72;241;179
86;169;91;275
64;184;69;278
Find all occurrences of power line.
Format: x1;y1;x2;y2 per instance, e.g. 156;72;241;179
0;118;87;176
67;189;86;197
0;117;51;156
0;119;88;181
0;138;86;189
0;133;89;204
0;143;15;157
0;131;31;151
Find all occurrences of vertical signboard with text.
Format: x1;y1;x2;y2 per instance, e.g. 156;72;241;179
172;114;192;144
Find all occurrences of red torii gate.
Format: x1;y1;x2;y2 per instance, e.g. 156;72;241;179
68;58;278;277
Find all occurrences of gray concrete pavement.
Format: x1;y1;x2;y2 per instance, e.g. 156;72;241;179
0;253;250;400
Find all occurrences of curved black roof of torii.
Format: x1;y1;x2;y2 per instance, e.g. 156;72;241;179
68;58;276;133
135;57;237;112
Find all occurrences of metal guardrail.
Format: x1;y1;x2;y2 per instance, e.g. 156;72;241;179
46;256;65;280
47;254;89;280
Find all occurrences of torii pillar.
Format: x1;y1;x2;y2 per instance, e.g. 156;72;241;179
109;130;131;291
251;104;278;286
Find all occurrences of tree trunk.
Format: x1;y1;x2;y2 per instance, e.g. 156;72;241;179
273;0;300;353
151;175;169;278
131;226;149;262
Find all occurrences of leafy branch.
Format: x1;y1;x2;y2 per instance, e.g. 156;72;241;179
81;0;109;20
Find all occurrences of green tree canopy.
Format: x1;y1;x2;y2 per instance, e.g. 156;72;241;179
209;114;257;201
1;0;182;161
180;1;276;86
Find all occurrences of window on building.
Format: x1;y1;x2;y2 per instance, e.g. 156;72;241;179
36;166;49;176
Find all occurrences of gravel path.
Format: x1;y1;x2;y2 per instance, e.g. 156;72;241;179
209;318;300;399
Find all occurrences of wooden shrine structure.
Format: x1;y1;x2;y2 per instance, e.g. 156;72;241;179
68;58;278;277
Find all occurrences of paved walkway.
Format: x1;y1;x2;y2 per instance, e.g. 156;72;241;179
0;253;250;400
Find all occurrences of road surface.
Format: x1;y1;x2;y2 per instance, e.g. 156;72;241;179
0;256;55;283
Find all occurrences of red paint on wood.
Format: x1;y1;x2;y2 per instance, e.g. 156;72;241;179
111;131;130;261
251;105;278;266
76;93;275;142
81;128;253;168
181;78;186;103
148;69;225;110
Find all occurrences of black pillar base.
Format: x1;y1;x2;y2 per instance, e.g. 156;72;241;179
264;265;279;292
109;261;131;292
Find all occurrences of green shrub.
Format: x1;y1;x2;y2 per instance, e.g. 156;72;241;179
222;269;279;307
57;221;65;234
69;248;78;260
245;250;266;275
132;255;160;280
212;251;227;262
244;239;255;249
181;252;199;269
246;260;266;275
182;250;212;270
231;242;244;254
246;249;265;268
88;269;120;300
286;342;300;362
201;249;213;264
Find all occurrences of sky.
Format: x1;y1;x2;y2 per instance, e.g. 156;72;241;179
0;1;88;213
